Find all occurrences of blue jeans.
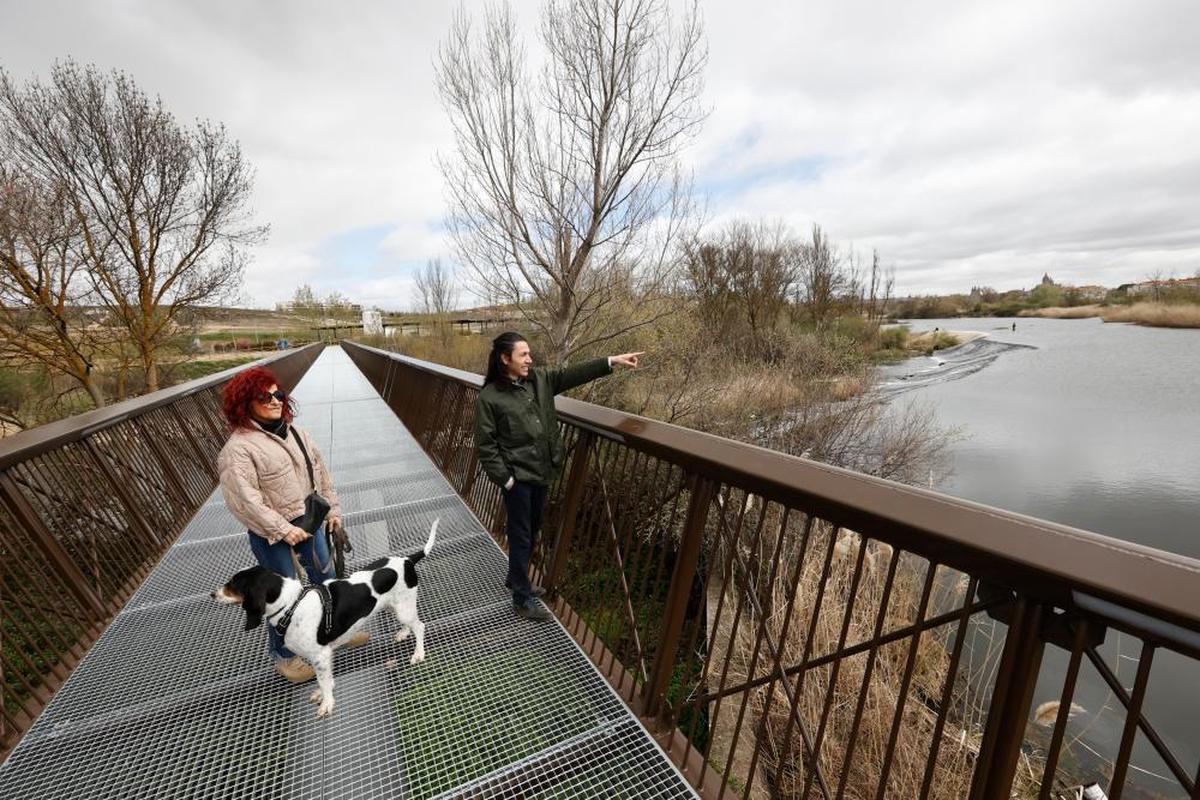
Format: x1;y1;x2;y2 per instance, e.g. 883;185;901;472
247;527;334;663
503;481;547;608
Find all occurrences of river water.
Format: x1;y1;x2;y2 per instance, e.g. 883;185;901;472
883;316;1200;559
881;317;1199;796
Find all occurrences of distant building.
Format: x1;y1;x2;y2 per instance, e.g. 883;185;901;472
1069;285;1108;303
1041;273;1056;286
1128;276;1200;298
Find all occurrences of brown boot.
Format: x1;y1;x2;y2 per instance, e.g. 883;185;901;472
514;602;553;622
275;657;315;684
341;631;370;649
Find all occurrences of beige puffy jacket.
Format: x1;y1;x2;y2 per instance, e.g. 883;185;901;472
217;424;342;544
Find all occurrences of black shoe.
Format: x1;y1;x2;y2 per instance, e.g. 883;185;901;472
504;580;546;598
514;603;553;622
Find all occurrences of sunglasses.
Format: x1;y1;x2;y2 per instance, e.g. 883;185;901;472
254;389;287;404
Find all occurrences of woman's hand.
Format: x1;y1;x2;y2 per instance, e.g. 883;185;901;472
327;515;343;534
610;352;645;369
284;526;311;546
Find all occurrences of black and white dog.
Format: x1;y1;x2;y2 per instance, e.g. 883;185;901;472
213;519;438;717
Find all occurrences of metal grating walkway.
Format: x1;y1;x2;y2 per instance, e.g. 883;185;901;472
0;347;697;800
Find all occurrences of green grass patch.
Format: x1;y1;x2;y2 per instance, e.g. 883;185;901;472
166;356;260;383
191;328;310;343
396;647;601;798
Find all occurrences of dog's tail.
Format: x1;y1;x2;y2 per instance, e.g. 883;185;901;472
407;518;438;566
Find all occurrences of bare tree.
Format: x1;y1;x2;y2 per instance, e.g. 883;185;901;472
0;61;266;391
0;166;111;406
415;257;458;316
287;284;322;320
415;257;459;343
797;224;846;329
323;290;356;321
864;249;894;324
436;0;706;362
1144;268;1167;303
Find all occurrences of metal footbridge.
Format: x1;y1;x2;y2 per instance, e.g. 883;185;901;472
2;342;1199;799
0;347;694;799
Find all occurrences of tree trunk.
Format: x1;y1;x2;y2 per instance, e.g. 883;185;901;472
143;353;158;393
82;374;106;409
552;305;572;364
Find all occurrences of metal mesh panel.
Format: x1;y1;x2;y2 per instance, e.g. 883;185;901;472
9;444;159;602
0;347;696;800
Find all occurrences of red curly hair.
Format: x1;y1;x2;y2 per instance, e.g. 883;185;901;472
221;367;296;430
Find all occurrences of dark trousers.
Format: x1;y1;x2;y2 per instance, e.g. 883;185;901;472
503;480;547;607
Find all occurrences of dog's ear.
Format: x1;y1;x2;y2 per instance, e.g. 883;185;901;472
228;567;278;631
243;600;265;631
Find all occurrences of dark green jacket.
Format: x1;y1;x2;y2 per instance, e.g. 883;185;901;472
474;358;612;487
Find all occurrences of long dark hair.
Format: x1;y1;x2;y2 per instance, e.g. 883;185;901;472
485;331;527;386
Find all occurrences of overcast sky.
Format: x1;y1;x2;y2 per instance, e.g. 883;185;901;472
2;0;1198;308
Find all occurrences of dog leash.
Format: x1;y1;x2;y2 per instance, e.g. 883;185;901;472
272;583;334;640
289;535;334;582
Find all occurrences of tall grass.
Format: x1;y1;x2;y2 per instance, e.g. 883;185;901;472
1019;306;1104;319
1100;302;1200;328
706;515;1042;798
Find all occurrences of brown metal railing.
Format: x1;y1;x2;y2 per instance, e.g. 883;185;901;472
344;340;1200;800
0;343;323;755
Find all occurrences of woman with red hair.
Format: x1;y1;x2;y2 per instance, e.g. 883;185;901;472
217;366;360;683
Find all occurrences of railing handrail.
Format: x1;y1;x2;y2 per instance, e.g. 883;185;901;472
347;341;1200;647
0;343;324;471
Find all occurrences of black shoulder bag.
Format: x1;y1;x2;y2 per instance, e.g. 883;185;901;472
291;428;350;578
290;429;332;534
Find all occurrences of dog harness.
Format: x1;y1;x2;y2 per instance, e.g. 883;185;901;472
271;583;334;640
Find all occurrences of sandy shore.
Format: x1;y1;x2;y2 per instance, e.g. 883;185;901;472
906;329;988;347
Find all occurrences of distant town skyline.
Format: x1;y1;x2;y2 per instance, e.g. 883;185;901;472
2;0;1198;308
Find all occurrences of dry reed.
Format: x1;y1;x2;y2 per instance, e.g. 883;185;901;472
1100;302;1200;328
701;504;1042;799
1018;306;1103;319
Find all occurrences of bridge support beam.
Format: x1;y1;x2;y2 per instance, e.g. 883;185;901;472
643;475;715;722
970;595;1046;800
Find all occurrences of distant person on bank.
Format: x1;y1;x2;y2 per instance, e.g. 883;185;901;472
217;366;361;683
474;333;643;621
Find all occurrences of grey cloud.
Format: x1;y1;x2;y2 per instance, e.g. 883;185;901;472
2;0;1197;303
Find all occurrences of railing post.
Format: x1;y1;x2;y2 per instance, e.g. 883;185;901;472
970;595;1046;800
643;475;715;721
0;473;108;620
543;431;595;598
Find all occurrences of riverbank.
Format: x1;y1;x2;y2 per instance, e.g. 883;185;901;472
1019;302;1200;328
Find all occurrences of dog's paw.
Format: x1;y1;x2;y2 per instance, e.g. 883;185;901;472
409;651;425;666
317;699;334;718
394;627;410;642
309;689;322;704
